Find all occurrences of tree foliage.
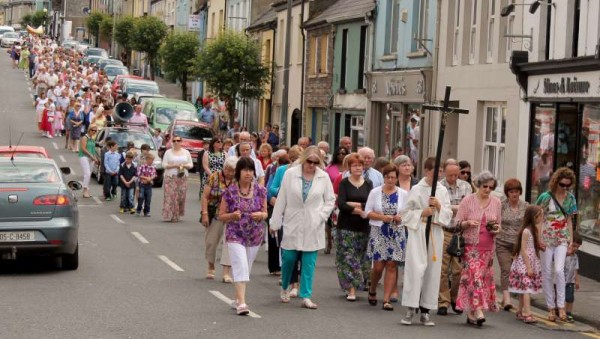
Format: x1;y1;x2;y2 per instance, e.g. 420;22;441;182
85;12;106;47
20;14;33;28
30;10;49;28
99;15;113;41
114;16;136;51
159;32;200;100
194;30;270;126
132;16;168;80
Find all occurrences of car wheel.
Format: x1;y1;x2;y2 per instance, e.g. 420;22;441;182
61;245;79;270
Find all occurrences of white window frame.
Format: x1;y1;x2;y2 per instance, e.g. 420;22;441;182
385;0;400;55
505;13;515;62
468;0;477;64
452;0;461;65
414;0;429;52
482;103;506;183
486;0;496;63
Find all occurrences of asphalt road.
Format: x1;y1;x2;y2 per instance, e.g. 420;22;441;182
0;53;597;339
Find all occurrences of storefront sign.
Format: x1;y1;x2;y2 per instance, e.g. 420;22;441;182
528;71;600;98
369;70;431;102
188;15;200;31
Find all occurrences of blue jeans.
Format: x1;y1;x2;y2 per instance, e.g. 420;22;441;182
137;184;153;215
103;173;118;199
120;186;135;209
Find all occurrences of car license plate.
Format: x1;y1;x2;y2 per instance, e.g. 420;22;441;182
0;232;35;242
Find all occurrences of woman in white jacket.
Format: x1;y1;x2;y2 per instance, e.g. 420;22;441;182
364;164;409;311
270;146;336;309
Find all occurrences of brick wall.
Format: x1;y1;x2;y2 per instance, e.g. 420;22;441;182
304;24;333;110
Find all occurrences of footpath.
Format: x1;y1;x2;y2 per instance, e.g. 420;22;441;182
153;76;190;102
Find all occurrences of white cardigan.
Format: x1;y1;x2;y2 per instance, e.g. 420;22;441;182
162;148;193;177
269;165;336;251
363;186;409;227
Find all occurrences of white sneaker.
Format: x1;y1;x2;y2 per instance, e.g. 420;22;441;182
401;308;415;325
420;313;435;326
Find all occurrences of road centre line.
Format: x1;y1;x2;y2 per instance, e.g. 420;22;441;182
131;232;149;244
52;142;59;150
59;155;66;163
158;255;185;272
110;214;125;224
209;290;261;318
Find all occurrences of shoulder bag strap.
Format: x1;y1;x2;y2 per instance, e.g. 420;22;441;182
549;192;568;217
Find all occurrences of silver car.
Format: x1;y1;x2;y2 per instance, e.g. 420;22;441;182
0;158;81;270
1;32;19;48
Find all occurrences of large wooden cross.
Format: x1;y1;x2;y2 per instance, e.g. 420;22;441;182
422;86;469;250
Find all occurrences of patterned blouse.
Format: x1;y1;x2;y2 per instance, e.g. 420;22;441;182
223;183;267;247
535;191;577;247
499;199;528;245
206;171;232;207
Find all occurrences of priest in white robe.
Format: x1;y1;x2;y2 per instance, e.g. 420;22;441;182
400;157;453;326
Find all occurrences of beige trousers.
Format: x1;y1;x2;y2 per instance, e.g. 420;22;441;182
438;230;461;308
204;219;230;266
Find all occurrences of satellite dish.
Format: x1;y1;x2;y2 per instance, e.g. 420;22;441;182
82;7;90;15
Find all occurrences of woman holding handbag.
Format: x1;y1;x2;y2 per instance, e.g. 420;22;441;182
535;167;577;322
454;171;502;327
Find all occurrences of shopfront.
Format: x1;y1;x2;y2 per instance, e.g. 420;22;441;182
367;69;432;162
512;56;600;279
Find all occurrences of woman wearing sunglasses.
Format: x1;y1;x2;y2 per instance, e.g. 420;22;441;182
162;136;194;222
454;171;502;327
534;167;577;322
270;146;335;309
78;126;100;198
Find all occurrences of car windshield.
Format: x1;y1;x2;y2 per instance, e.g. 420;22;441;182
0;29;13;35
88;49;107;57
108;131;156;150
4;33;18;38
0;163;60;183
156;108;197;125
173;124;213;140
0;152;45;158
127;83;159;95
105;67;128;76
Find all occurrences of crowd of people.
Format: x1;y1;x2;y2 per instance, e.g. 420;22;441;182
16;36;583;326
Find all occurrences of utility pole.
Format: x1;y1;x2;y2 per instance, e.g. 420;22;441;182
111;0;119;57
279;0;293;146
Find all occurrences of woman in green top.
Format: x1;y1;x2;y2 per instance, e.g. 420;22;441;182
18;47;30;71
79;126;100;198
535;167;577;322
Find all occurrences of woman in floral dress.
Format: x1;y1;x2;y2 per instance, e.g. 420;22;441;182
364;164;408;311
455;171;502;327
535;167;577;322
200;137;226;197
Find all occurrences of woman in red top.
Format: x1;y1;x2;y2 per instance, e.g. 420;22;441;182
454;171;502;327
258;143;273;170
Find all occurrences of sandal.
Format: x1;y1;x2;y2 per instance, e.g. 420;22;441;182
547;309;557;322
523;314;537;324
368;290;377;306
206;269;215;280
516;311;524;320
466;316;478;326
558;308;567;322
222;275;233;283
301;298;318;310
382;301;394;311
503;303;513;311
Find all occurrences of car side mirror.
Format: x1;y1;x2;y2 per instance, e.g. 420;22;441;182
67;180;82;190
60;167;72;175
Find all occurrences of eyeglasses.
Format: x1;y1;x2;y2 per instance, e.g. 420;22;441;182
173;140;182;143
306;159;320;165
481;184;494;190
559;182;571;188
460;170;471;175
384;176;397;180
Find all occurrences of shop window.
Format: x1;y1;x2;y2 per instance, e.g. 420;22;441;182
483;104;506;182
578;105;600;241
350;116;365;149
529;104;556;204
406;105;422;169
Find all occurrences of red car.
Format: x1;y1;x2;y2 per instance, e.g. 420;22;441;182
111;74;143;99
160;120;214;169
0;146;49;158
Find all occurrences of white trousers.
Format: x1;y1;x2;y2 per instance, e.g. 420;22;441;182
79;156;92;189
227;243;259;283
541;244;568;309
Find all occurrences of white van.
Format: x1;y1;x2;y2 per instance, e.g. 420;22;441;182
0;26;15;40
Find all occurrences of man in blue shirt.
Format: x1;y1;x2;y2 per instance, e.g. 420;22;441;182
103;140;121;200
342;147;384;187
199;98;215;127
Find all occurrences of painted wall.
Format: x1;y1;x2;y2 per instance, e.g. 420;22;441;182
206;0;225;39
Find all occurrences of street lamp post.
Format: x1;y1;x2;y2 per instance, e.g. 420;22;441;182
43;8;47;35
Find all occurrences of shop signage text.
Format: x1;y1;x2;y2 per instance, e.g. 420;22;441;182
528;71;600;99
543;77;590;94
369;70;431;102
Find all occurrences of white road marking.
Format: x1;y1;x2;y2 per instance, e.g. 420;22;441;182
92;196;102;204
209;290;262;318
131;232;149;244
29;94;33;99
59;155;66;163
158;255;184;272
52;142;59;150
110;214;125;224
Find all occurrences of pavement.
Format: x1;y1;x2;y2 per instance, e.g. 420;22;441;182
2;53;600;338
152;75;191;102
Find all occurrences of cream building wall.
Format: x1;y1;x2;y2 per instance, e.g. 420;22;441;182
435;0;528;185
207;0;225;39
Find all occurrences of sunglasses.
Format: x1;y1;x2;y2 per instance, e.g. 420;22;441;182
89;129;97;132
460;170;471;175
173;139;182;143
306;159;320;165
559;182;571;188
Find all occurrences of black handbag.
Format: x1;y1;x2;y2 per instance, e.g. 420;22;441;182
446;232;465;257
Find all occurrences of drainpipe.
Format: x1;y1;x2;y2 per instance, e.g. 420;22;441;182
299;0;305;139
270;21;277;124
365;3;375;152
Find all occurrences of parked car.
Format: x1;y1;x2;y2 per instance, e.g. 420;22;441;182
76;41;90;53
142;98;199;132
85;47;108;59
1;32;20;47
104;65;129;82
0;146;49;158
62;40;78;50
0;26;15;40
98;58;124;70
161;120;213;168
119;79;160;100
133;92;164;105
92;126;164;187
111;74;143;98
84;56;107;66
0;158;81;270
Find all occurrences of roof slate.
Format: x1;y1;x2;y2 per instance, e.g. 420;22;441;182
304;0;375;27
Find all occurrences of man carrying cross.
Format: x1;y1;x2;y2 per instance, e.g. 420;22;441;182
400;87;467;327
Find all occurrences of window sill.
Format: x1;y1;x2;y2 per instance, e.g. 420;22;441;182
407;50;427;59
317;73;329;78
380;54;397;61
354;89;366;94
308;74;318;79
